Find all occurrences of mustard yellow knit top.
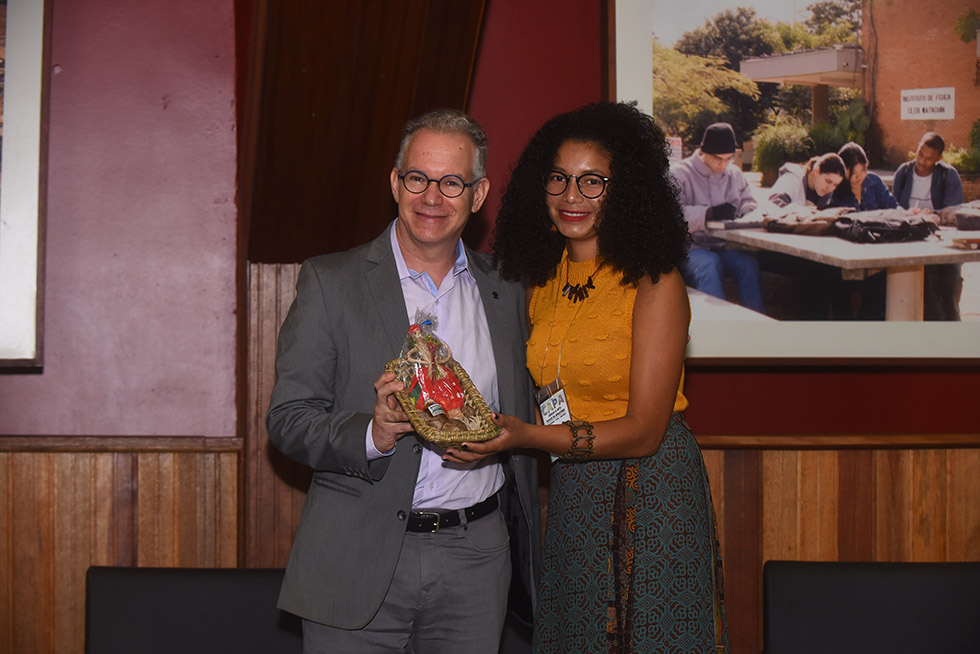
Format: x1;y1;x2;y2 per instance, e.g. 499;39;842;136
526;252;688;422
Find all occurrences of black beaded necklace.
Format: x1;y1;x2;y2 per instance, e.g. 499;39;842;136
561;262;600;303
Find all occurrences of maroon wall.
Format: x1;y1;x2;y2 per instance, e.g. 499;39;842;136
684;366;980;434
0;0;238;436
467;0;604;251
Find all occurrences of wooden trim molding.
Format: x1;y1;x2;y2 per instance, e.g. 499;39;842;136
0;436;243;453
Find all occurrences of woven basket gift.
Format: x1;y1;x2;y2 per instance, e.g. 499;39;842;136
385;358;500;448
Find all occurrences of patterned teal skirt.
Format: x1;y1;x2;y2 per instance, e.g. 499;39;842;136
533;414;728;653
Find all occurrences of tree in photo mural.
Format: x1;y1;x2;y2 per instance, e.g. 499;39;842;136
651;39;758;153
653;0;864;152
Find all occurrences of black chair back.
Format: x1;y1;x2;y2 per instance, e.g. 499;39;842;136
85;566;302;654
763;560;980;654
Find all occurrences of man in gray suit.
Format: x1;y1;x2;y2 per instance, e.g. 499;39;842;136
266;108;540;653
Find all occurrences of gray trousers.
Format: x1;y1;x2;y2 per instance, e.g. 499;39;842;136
302;509;511;653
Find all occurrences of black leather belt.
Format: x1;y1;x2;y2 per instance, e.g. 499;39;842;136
407;493;499;533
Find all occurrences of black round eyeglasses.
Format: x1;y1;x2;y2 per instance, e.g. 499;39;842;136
398;170;478;198
543;171;609;199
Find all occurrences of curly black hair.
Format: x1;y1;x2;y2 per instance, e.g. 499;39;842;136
491;102;690;288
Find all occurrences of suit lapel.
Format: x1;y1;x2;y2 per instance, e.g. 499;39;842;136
468;248;519;417
364;227;411;355
363;228;426;471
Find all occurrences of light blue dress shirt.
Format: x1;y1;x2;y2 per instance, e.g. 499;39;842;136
365;221;503;510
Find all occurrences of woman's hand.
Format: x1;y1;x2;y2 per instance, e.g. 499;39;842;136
441;413;530;463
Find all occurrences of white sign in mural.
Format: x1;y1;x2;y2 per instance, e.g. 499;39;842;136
900;87;956;120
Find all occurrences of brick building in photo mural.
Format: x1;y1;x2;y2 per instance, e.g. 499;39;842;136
864;0;979;168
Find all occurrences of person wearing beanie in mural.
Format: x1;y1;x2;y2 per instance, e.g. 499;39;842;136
671;123;765;313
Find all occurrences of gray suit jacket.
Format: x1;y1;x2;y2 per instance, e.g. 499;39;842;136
266;226;540;629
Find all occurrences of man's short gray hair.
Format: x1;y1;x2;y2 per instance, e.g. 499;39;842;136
395;108;487;180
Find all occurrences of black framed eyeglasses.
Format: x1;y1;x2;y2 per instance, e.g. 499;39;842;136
543;171;609;199
397;170;477;198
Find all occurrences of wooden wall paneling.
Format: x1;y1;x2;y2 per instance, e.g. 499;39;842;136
875;449;913;560
274;265;307;563
799;451;838;560
267;264;296;564
53;453;93;653
110;452;137;565
701;449;725;560
762;451;800;561
708;444;980;654
137;453;176;566
175;452;221;565
912;449;948;561
837;450;876;561
245;263;308;567
720;450;762;654
246;262;271;565
0;443;240;654
245;264;278;565
0;454;9;653
946;449;980;560
134;451;239;568
176;452;204;564
11;453;55;653
93;454;116;566
217;450;240;567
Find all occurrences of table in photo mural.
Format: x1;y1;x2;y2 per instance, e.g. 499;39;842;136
709;228;980;321
687;287;777;323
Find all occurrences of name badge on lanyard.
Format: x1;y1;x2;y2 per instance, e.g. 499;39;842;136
535;378;572;426
536;379;571;463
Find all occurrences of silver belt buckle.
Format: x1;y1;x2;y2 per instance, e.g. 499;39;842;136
416;510;442;533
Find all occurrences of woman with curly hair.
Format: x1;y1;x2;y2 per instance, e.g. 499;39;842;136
443;102;728;653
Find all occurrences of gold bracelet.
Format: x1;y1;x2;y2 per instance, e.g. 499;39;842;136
563;419;595;459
